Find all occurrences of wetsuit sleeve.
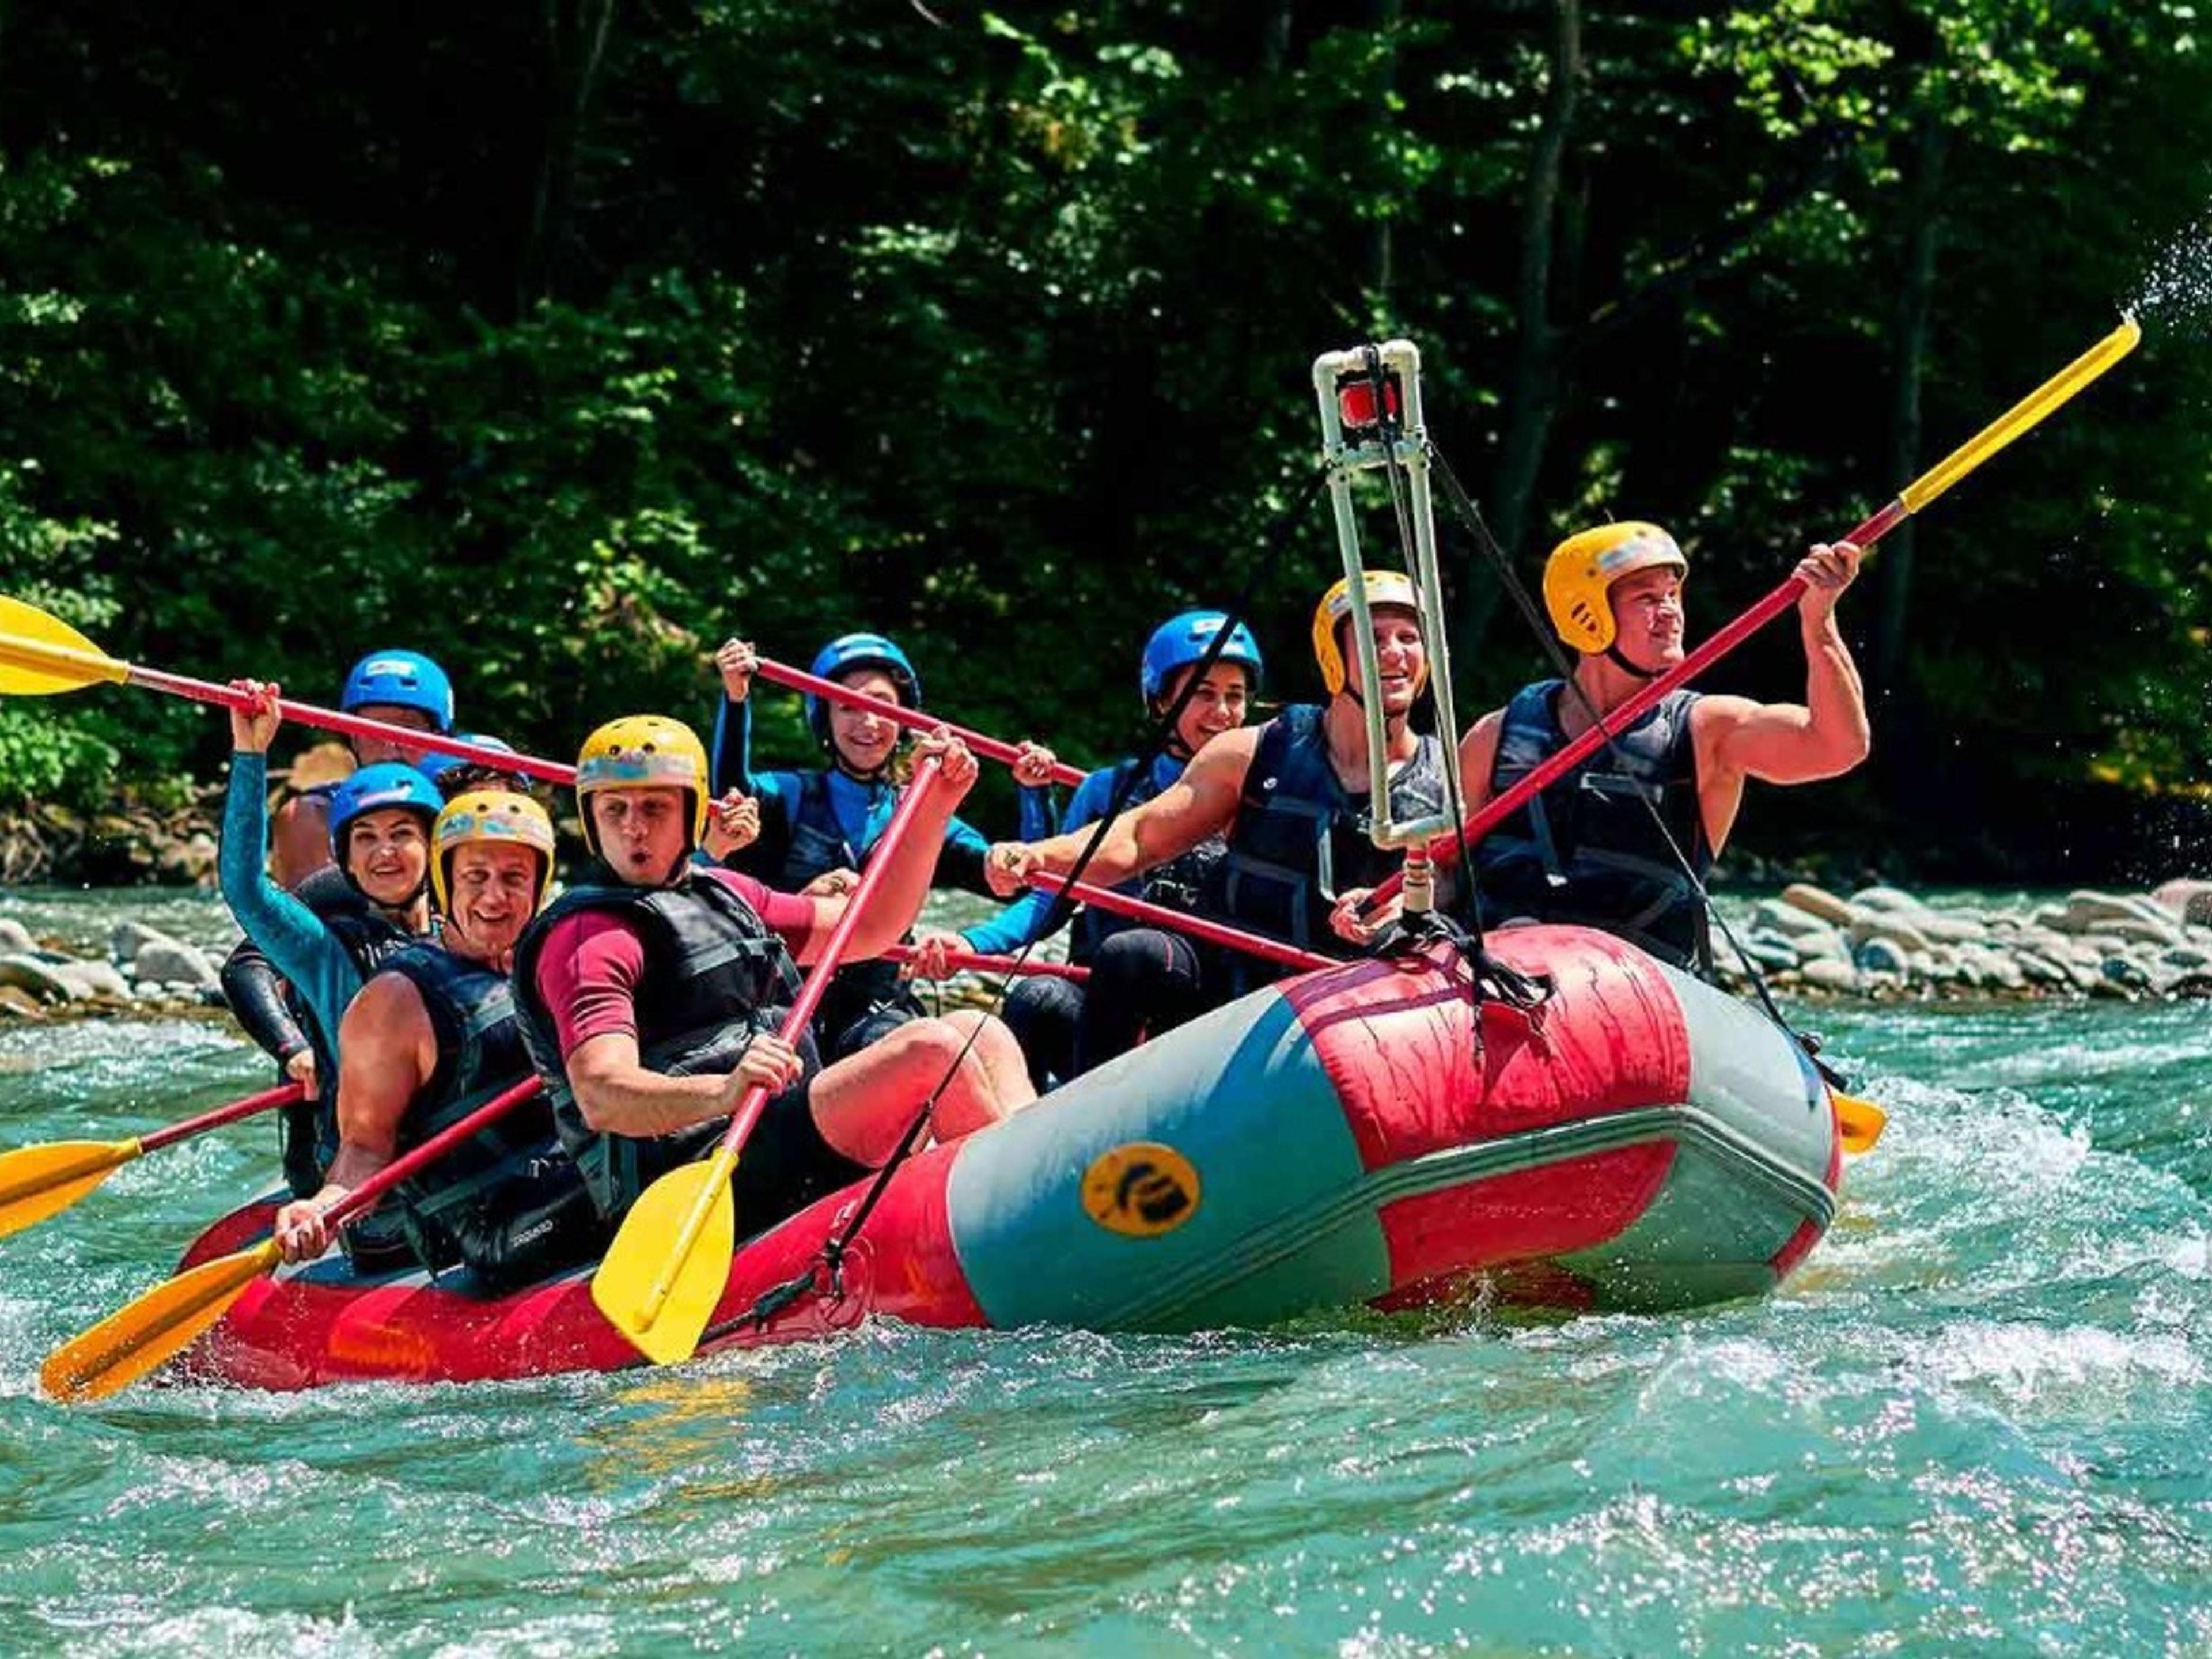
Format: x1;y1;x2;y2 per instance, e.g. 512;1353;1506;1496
218;935;310;1063
933;815;994;899
708;694;758;798
957;768;1115;954
1017;783;1058;842
218;752;365;1046
533;912;649;1056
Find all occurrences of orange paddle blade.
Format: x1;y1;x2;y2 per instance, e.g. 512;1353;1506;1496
41;1238;282;1403
0;596;130;696
0;1138;141;1239
1834;1092;1888;1156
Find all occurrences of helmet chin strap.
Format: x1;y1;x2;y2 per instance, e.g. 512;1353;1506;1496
1604;643;1662;681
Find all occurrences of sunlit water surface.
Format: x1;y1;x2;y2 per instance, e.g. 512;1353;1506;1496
1;889;2207;1654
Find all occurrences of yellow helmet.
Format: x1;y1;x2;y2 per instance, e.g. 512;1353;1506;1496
1312;570;1425;698
431;790;557;912
1541;521;1687;654
574;715;710;857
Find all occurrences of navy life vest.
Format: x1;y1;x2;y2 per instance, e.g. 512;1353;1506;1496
772;770;861;892
1207;706;1448;983
1073;757;1230;965
1474;679;1710;969
512;867;816;1221
376;942;554;1271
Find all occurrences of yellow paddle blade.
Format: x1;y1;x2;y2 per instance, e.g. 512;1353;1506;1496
590;1157;737;1366
0;596;130;696
1834;1092;1888;1156
41;1238;281;1403
0;1138;141;1240
1899;314;2141;515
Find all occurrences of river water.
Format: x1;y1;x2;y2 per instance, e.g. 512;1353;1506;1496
1;888;2207;1654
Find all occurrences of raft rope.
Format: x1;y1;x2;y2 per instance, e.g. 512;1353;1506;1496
736;470;1342;1328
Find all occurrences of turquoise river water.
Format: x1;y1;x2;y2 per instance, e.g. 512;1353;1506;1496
0;888;2207;1654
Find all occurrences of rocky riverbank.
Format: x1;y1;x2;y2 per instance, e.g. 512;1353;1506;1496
0;915;230;1021
0;793;221;888
1710;881;2212;1001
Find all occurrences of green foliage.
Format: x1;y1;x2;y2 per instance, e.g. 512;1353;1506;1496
0;0;2208;872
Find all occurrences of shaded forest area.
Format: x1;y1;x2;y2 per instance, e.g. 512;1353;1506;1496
3;2;2210;880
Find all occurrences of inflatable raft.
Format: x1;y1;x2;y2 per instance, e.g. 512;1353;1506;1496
175;926;1842;1391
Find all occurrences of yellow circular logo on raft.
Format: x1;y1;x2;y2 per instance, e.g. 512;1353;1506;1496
1081;1142;1202;1237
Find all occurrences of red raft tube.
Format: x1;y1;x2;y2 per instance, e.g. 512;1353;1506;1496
177;925;1844;1391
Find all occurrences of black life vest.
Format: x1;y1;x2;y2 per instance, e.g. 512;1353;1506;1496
376;942;554;1271
1207;705;1448;983
772;770;862;892
1073;757;1230;965
511;866;816;1221
1474;679;1711;969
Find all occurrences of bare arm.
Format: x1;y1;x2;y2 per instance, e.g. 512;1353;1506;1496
1453;710;1503;817
566;1029;802;1137
271;971;437;1260
1705;543;1871;787
990;728;1257;893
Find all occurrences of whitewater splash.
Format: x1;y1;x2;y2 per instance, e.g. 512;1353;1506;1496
2130;207;2212;337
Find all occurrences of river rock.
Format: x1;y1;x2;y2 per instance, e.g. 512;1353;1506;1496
0;953;81;1002
1779;883;1857;926
2044;891;2184;942
1848;912;1933;953
131;939;219;990
1752;898;1838;940
50;959;133;1001
111;919;174;960
0;918;34;953
1800;957;1862;993
0;983;45;1019
1849;885;1930;916
1854;936;1914;977
2150;878;2212;921
1914;913;1988;946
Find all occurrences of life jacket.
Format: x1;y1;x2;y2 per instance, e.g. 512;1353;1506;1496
772;770;863;892
1072;756;1229;965
1474;679;1711;969
376;942;554;1272
512;866;817;1221
1207;705;1448;983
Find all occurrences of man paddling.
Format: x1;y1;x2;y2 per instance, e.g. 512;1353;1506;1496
986;573;1450;986
1457;522;1870;969
273;791;600;1288
512;715;1035;1240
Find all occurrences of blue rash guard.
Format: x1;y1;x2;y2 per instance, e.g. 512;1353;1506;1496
709;693;1056;957
219;751;392;1068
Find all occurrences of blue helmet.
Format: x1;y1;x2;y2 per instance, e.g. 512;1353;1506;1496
1140;611;1264;706
419;733;521;798
327;762;444;868
805;632;922;749
340;649;455;733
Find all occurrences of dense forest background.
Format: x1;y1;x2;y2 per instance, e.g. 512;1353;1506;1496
3;1;2210;880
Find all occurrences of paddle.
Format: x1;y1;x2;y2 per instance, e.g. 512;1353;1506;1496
590;755;950;1366
0;1081;304;1241
883;942;1091;983
40;1075;543;1403
755;657;1089;790
1833;1091;1887;1156
0;597;577;786
1365;313;2144;910
1022;873;1333;974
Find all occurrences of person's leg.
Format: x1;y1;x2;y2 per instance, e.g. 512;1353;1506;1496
999;974;1082;1091
809;1013;1035;1166
1074;928;1207;1074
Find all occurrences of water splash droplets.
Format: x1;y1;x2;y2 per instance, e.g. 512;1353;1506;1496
2128;207;2212;338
